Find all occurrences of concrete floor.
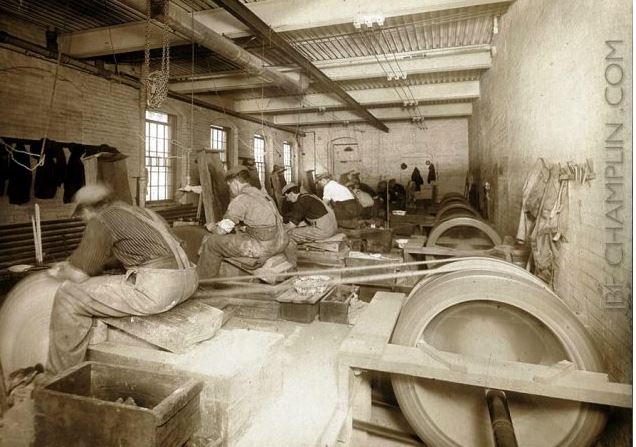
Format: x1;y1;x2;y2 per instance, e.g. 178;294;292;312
0;316;354;447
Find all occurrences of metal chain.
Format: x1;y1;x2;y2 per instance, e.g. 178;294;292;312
144;0;170;109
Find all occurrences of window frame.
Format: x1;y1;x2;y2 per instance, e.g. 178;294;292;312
282;141;293;183
210;124;229;169
253;134;266;186
144;110;175;203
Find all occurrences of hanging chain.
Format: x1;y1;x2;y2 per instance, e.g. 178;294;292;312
144;0;170;109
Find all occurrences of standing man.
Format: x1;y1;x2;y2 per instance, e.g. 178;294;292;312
315;172;361;228
46;183;197;374
198;165;288;279
282;182;337;243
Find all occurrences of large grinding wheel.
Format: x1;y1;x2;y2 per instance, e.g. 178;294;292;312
440;192;466;205
426;217;502;261
391;269;607;446
0;272;61;382
435;202;480;224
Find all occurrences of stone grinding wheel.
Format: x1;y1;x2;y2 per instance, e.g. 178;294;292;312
425;217;502;261
0;272;61;382
391;268;607;446
440;192;466;205
434;202;480;224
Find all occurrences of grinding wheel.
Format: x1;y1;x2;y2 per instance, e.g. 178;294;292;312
0;272;61;382
426;217;502;261
440;192;467;205
435;202;480;224
391;269;607;446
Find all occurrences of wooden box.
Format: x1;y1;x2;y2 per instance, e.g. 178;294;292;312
34;361;203;447
344;251;404;287
277;285;333;323
319;285;358;324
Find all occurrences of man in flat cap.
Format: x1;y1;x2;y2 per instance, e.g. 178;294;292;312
46;183;197;374
282;182;337;243
315;172;361;229
197;165;288;278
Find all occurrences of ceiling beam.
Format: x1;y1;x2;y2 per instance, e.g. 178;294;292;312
0;30;302;136
195;0;514;39
213;0;389;133
99;0;306;95
58;22;187;58
267;103;473;126
234;81;480;114
170;72;309;93
169;48;490;92
59;0;510;57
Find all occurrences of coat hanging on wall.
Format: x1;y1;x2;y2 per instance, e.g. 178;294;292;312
7;142;33;205
34;141;67;199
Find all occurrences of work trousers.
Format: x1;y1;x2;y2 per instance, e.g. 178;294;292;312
46;267;197;374
288;208;338;243
197;231;288;279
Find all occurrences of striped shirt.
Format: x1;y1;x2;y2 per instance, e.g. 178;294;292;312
68;202;177;275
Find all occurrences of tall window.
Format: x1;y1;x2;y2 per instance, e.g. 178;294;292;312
145;111;174;201
283;141;293;183
210;125;228;169
253;134;265;185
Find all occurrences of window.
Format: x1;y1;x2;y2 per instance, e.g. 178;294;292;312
210;125;228;169
283;141;293;183
253;134;265;185
145;111;174;202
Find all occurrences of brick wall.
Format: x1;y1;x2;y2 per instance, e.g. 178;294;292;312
469;0;632;443
0;20;299;225
299;119;469;196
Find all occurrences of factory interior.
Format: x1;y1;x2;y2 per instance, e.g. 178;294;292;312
0;0;632;446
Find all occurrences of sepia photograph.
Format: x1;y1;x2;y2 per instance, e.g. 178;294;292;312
0;0;632;445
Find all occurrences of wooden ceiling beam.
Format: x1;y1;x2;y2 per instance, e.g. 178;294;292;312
212;0;389;133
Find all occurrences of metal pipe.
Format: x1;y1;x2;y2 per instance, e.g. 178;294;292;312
0;31;305;136
116;0;306;96
485;389;519;447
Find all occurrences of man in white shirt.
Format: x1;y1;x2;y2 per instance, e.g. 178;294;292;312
315;172;361;228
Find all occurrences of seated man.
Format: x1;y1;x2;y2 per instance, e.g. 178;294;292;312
388;178;407;210
348;181;375;219
282;182;338;243
198;165;289;279
46;183;197;374
315;172;361;229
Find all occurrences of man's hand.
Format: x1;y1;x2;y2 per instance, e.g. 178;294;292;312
206;218;236;235
48;261;90;283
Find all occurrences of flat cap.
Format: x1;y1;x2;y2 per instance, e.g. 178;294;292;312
72;183;113;216
315;172;330;181
281;182;298;194
225;165;248;179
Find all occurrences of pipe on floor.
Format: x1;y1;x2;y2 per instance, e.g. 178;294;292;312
485;389;519;447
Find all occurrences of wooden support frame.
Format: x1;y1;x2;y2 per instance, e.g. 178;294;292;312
334;292;633;445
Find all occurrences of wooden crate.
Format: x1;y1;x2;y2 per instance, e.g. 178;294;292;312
34;361;203;447
343;251;404;287
319;285;359;324
277;285;333;323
